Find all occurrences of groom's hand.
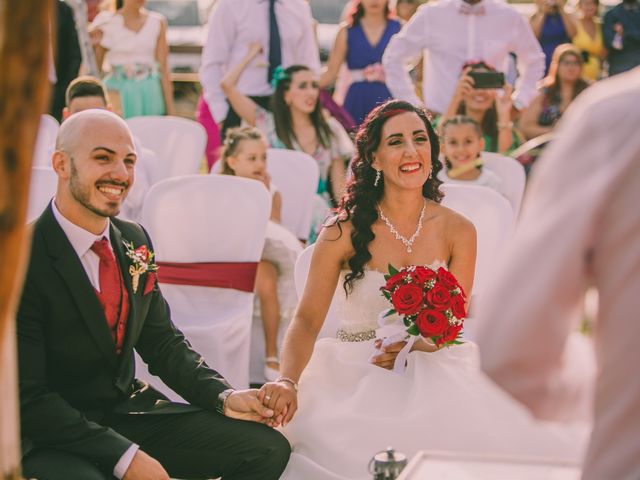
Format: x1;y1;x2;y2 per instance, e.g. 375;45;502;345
259;381;298;427
224;389;276;425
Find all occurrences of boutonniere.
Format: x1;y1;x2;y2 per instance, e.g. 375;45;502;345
123;240;158;293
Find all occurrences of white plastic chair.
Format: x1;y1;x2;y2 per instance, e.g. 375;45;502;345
266;148;320;241
126;116;206;185
293;244;341;339
441;183;514;298
482;152;526;218
27;167;58;223
135;175;271;397
32;114;59;168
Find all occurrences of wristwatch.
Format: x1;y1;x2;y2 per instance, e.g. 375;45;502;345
215;388;234;415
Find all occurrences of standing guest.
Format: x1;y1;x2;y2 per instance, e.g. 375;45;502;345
530;0;577;73
200;0;320;138
383;0;545;118
520;44;590;139
18;109;290;480
221;44;353;242
603;0;640;75
478;68;640;480
91;0;174;118
437;62;522;154
572;0;605;80
50;0;82;122
319;0;401;126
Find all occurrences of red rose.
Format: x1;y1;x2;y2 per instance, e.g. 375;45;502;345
425;284;452;310
437;324;463;346
385;272;407;291
437;267;459;291
415;309;448;337
135;245;149;262
411;266;437;284
391;284;424;315
450;294;466;319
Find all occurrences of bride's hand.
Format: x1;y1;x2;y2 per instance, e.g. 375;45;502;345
258;381;298;427
371;339;407;370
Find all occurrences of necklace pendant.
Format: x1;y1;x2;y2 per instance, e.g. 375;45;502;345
407;247;412;253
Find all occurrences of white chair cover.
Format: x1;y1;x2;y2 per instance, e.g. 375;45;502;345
294;244;341;339
482;152;526;218
27;167;58;223
266;148;320;240
32;114;59;168
136;175;271;397
126;116;206;185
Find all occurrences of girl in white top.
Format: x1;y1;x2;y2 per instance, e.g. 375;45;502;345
438;115;506;198
219;127;302;382
91;0;173;118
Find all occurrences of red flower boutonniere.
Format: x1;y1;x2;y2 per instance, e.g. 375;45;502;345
123;240;158;294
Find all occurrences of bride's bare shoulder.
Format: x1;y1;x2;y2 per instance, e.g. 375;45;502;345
428;201;476;238
315;215;356;259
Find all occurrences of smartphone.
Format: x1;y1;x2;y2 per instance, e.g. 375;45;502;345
468;71;505;89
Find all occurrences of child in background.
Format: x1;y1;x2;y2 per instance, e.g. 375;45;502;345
219;127;301;382
438;115;506;198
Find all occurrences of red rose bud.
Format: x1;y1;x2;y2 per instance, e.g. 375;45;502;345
426;284;452;310
437;267;459;291
438;324;463;345
450;294;466;319
391;284;424;315
411;266;437;283
415;309;448;337
135;245;149;261
385;272;407;291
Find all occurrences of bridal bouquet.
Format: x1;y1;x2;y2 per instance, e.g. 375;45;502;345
380;265;466;348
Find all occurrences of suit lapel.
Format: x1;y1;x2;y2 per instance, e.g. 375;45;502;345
41;207;118;368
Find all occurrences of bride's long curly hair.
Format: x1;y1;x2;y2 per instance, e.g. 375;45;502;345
337;100;444;294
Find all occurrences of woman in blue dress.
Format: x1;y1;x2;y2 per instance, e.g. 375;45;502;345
320;0;401;127
530;0;577;73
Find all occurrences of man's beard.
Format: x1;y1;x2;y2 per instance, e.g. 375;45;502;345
69;158;126;218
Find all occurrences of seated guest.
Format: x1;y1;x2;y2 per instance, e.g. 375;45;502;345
18;109;290;480
221;43;353;243
438;62;523;155
520;44;590;140
438;115;506;198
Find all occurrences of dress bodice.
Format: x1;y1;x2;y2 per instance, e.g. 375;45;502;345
334;261;448;335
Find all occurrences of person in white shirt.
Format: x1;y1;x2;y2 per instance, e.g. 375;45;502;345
382;0;546;116
200;0;320;136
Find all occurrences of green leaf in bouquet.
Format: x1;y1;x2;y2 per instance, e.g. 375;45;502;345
403;317;411;327
383;308;396;318
382;290;391;300
407;324;420;336
388;264;399;275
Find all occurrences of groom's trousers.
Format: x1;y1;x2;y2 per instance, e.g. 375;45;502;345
22;409;291;480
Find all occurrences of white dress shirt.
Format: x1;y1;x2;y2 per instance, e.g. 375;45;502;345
199;0;321;123
51;200;139;479
477;69;640;480
382;0;545;114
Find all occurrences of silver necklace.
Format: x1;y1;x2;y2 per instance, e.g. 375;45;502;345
378;200;426;254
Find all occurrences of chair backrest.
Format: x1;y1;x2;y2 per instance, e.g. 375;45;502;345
126;116;206;185
27;167;58;223
441;184;514;297
294;244;341;339
266;148;320;240
32;114;59;168
481;152;526;218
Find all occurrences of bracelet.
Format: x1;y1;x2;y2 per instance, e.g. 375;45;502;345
276;376;299;391
497;121;514;129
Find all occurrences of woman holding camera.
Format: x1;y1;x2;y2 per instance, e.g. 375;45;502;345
520;44;590;140
530;0;577;73
437;63;522;155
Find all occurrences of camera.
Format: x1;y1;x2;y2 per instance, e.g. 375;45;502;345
468;71;505;89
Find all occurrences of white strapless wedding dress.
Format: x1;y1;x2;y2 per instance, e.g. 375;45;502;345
280;266;590;480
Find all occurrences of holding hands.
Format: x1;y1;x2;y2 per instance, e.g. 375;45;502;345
223;389;277;424
258;379;298;427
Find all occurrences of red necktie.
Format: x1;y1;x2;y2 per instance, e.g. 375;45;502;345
91;238;129;353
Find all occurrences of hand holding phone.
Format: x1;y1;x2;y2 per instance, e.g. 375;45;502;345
468;71;505;89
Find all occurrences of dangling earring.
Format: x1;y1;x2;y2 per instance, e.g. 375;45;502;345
374;169;382;187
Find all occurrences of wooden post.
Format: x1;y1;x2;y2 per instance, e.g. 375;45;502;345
0;0;52;477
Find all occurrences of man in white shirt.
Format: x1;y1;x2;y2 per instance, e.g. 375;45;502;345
200;0;320;136
382;0;545;115
478;69;640;480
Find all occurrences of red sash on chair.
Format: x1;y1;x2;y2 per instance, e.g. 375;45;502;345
156;262;259;292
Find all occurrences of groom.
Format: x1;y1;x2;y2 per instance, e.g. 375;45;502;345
17;109;290;480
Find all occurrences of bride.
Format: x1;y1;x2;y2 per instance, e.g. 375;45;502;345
260;100;589;479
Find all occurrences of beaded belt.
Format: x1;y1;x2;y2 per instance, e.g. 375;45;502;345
336;328;376;342
111;63;159;81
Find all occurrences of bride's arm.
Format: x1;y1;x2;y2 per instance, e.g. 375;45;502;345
260;221;353;424
447;211;477;303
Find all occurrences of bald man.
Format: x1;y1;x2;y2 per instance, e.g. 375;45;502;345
17;110;290;480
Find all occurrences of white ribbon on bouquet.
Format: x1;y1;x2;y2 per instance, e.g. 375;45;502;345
370;309;418;375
